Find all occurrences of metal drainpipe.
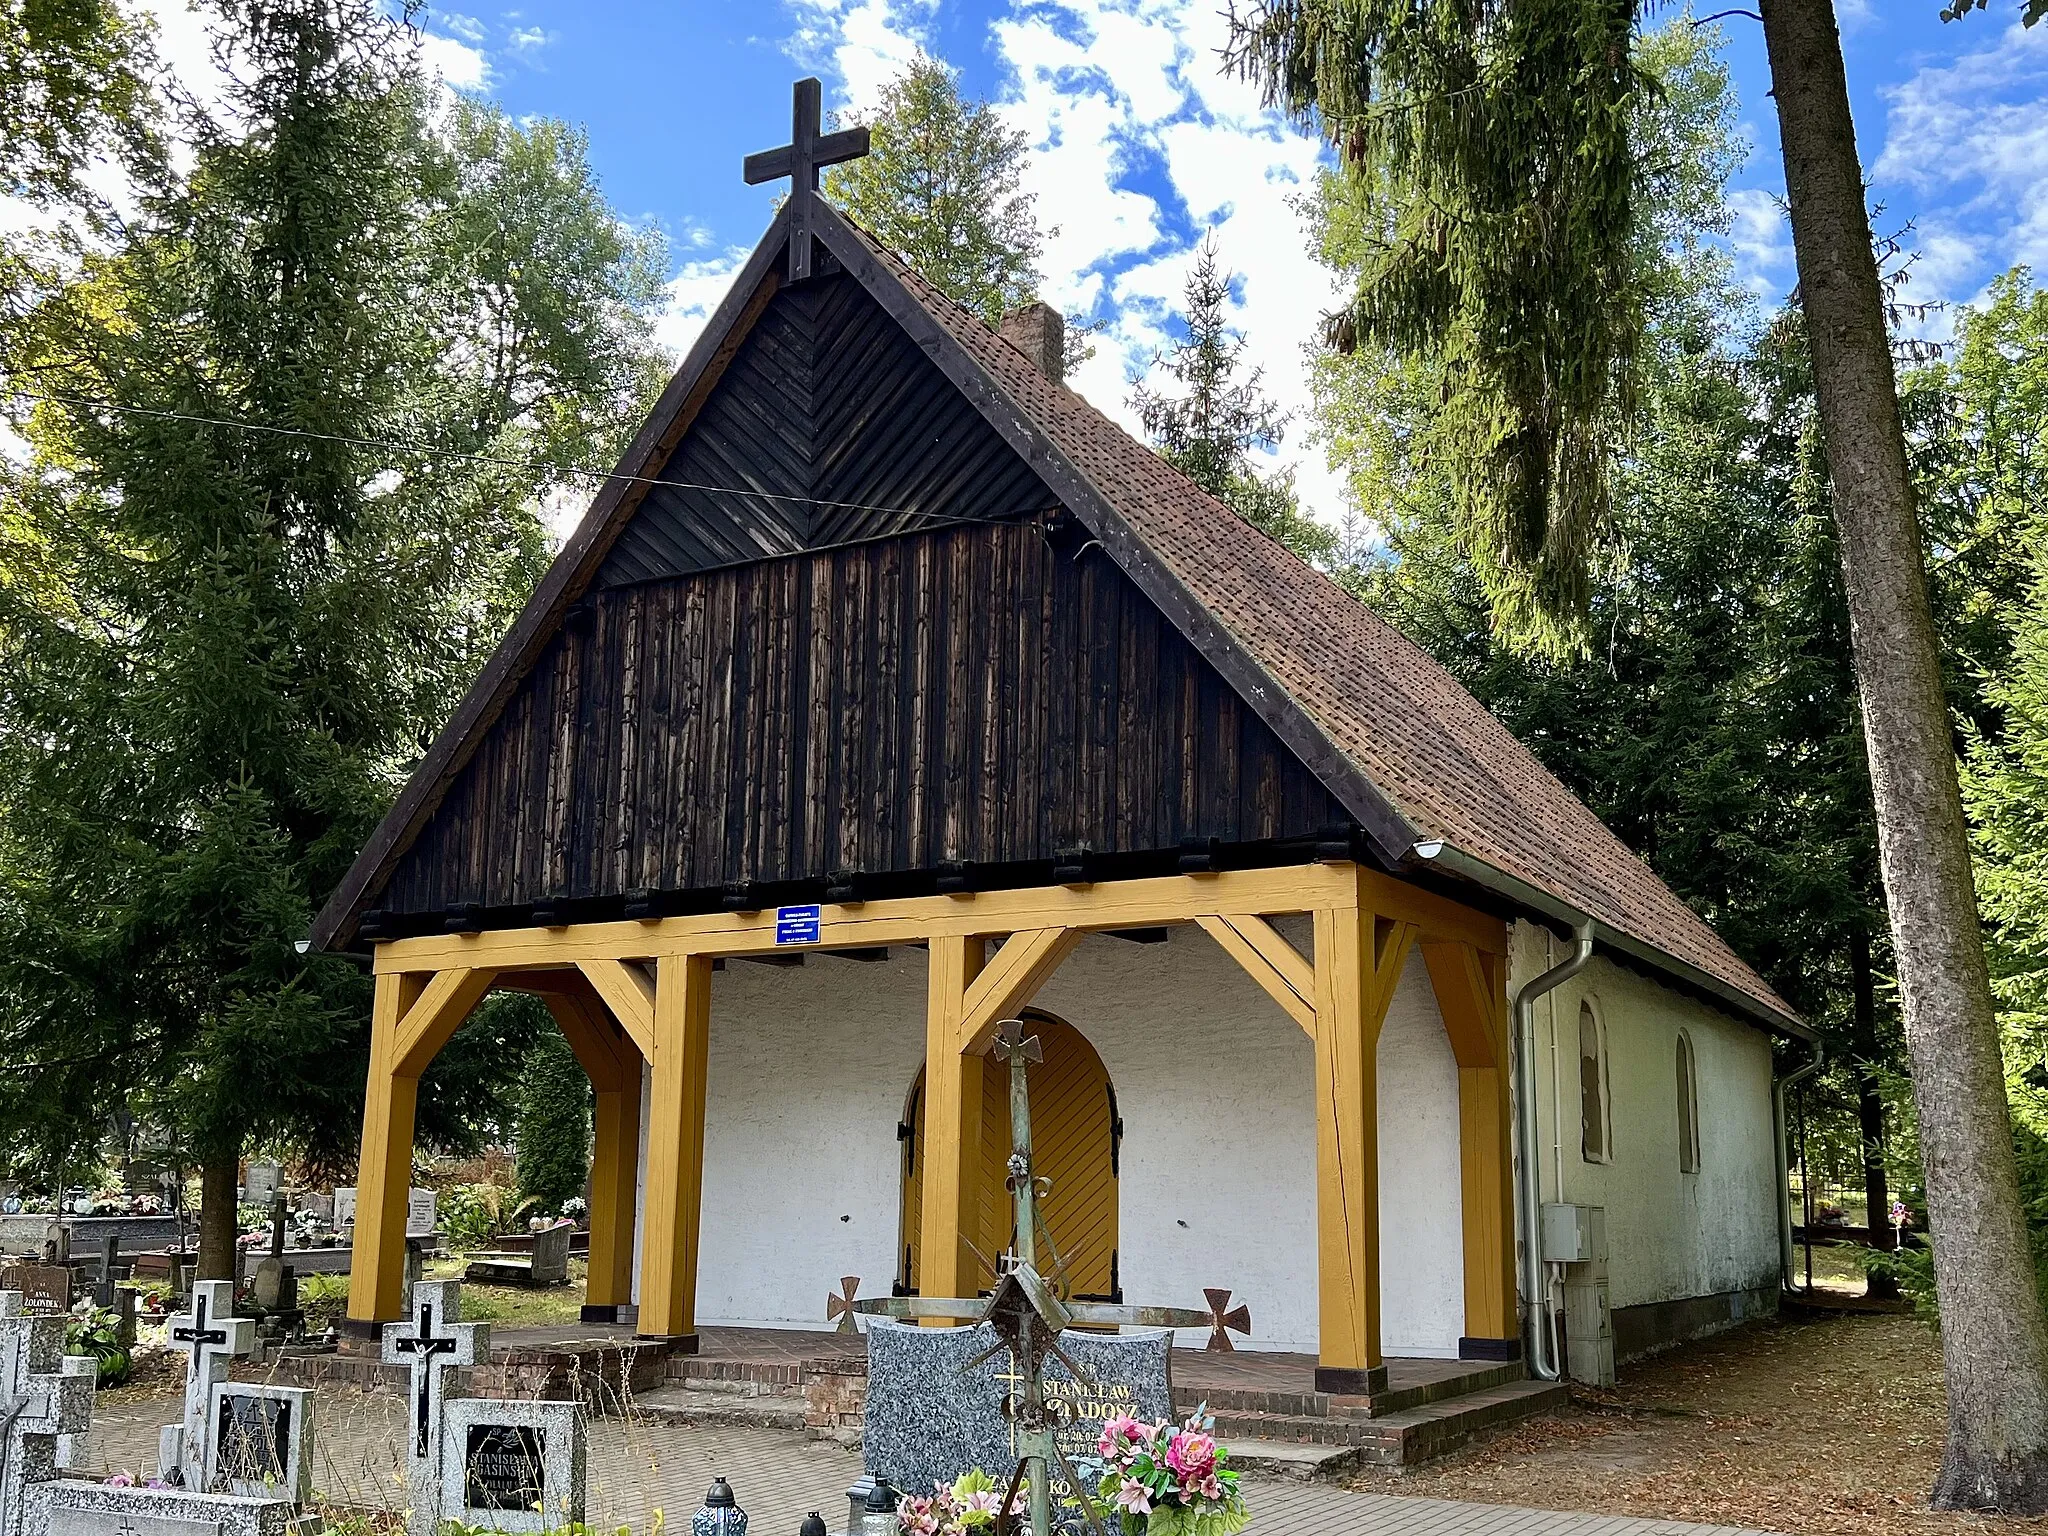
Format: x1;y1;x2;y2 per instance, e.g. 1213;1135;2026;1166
1773;1038;1826;1294
1514;917;1595;1382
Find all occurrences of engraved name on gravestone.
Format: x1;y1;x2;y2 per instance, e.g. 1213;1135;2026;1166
438;1398;583;1535
862;1321;1171;1518
0;1265;72;1317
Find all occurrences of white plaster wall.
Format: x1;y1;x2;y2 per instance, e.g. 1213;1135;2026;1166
1505;921;1780;1309
626;923;1469;1355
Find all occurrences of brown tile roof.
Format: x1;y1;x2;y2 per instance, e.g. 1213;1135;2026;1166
839;217;1797;1030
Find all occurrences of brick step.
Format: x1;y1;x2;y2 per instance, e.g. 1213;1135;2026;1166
1207;1378;1567;1468
1223;1439;1362;1481
1174;1358;1528;1422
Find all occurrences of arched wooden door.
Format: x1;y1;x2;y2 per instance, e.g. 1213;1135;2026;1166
898;1012;1121;1300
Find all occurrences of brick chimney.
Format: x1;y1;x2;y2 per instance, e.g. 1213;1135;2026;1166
998;302;1065;385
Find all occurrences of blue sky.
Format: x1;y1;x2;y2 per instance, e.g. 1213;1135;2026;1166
155;0;2048;527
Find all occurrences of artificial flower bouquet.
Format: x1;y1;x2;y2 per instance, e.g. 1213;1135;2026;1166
897;1468;1016;1536
1094;1409;1248;1536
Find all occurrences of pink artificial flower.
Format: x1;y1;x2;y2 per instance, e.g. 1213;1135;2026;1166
1113;1483;1153;1516
961;1491;1001;1518
1098;1414;1144;1457
1166;1433;1216;1481
1199;1476;1223;1501
102;1474;134;1488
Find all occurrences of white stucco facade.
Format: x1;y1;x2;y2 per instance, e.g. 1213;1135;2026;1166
624;913;1780;1357
1504;921;1781;1313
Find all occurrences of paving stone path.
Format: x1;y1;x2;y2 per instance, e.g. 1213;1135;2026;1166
82;1386;1776;1536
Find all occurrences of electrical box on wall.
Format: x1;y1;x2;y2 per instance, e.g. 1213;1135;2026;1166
1541;1203;1608;1265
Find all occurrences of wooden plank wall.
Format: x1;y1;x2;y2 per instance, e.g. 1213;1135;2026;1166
380;521;1343;914
594;271;1055;586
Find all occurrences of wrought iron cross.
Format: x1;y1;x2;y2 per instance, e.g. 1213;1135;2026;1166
743;77;870;282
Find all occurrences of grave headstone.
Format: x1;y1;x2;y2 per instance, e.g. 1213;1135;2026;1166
299;1192;332;1224
31;1478;299;1536
160;1280;254;1490
530;1224;571;1286
41;1227;67;1265
0;1266;71;1317
207;1382;313;1502
440;1397;583;1534
93;1238;120;1308
250;1257;287;1313
242;1164;280;1207
332;1188;355;1229
862;1320;1172;1524
382;1280;488;1536
0;1292;97;1536
406;1189;437;1238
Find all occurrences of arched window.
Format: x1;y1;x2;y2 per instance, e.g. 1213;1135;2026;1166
1676;1031;1702;1173
1579;1000;1611;1164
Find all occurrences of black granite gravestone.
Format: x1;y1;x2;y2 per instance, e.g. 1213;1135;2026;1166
213;1393;292;1488
863;1320;1172;1526
464;1423;548;1512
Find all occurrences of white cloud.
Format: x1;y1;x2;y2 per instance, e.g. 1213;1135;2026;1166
654;248;754;360
436;11;488;44
785;0;933;113
418;28;490;91
1726;186;1794;297
506;25;552;57
1873;18;2048;301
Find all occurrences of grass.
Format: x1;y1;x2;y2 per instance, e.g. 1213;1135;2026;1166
285;1254;593;1331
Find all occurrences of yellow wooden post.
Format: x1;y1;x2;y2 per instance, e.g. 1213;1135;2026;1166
1311;894;1415;1397
1422;939;1519;1359
917;933;986;1308
346;971;422;1327
638;953;713;1343
543;984;644;1321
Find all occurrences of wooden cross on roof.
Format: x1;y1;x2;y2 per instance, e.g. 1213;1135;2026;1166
744;77;870;283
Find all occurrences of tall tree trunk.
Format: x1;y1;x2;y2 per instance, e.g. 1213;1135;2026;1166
1760;0;2048;1510
1851;926;1900;1299
195;1155;240;1284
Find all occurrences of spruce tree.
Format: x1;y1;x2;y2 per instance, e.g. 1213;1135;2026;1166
1129;235;1334;565
514;1021;592;1218
0;0;664;1276
824;52;1042;326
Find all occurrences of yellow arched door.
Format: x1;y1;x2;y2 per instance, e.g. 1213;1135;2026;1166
898;1012;1121;1300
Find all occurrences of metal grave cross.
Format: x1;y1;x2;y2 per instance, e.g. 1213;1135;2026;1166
163;1280;252;1490
382;1277;488;1530
743;77;870;282
0;1291;97;1536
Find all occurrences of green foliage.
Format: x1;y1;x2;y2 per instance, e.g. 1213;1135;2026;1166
438;1182;536;1248
1234;0;1661;657
824;52;1043;327
64;1304;131;1386
515;1021;590;1216
0;0;666;1182
1128;234;1334;566
0;0;158;208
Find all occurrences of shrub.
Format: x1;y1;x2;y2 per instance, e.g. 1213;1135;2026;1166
514;1029;590;1217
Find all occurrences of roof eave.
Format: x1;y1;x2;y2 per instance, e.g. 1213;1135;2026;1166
1407;839;1813;1041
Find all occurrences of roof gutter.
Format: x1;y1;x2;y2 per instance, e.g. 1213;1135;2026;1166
1405;840;1814;1043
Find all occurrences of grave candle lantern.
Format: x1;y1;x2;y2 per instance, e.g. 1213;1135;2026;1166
693;1476;749;1536
857;1477;900;1536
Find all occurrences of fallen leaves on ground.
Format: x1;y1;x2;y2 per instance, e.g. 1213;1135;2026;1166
1347;1311;2029;1534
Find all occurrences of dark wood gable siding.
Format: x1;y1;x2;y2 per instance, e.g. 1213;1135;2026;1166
378;521;1344;915
595;271;1056;587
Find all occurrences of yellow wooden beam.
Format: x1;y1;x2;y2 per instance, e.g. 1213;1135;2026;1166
346;971;424;1324
576;958;656;1058
918;934;987;1312
637;953;713;1339
956;927;1082;1052
1198;915;1315;1035
392;967;498;1077
371;863;1500;973
1421;939;1517;1349
543;984;643;1313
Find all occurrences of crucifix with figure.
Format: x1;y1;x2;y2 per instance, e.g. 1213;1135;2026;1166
744;77;870;282
382;1279;488;1536
161;1280;252;1489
